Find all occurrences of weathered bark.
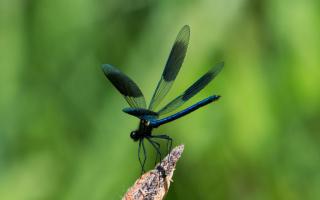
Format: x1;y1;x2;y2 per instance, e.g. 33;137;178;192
123;145;184;200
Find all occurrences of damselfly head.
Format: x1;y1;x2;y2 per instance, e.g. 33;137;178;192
130;130;140;141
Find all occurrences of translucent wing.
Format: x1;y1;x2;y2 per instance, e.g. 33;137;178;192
157;62;224;116
148;25;190;111
102;64;146;108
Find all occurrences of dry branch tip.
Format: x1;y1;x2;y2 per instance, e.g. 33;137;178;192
122;144;184;200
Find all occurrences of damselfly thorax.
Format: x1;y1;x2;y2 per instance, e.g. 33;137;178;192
130;119;153;141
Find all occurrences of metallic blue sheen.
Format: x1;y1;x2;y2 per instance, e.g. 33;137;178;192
150;95;220;128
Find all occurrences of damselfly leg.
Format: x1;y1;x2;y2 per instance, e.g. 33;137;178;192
151;134;173;156
146;137;162;165
138;139;147;174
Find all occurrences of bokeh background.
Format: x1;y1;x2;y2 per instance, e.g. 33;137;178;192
1;0;320;199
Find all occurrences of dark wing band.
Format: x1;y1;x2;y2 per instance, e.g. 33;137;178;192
122;107;158;119
157;62;224;116
102;64;146;108
148;25;190;111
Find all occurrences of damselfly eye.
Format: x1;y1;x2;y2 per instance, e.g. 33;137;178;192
130;131;139;141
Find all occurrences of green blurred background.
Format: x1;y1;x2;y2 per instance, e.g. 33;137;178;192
1;0;320;199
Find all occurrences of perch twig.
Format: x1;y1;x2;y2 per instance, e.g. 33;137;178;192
122;145;184;200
